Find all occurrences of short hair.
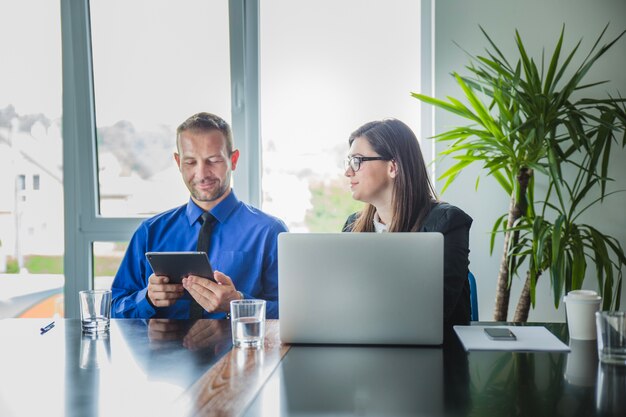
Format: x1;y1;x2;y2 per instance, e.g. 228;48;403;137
176;112;234;154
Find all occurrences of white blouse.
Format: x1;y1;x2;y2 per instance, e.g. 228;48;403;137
373;212;388;233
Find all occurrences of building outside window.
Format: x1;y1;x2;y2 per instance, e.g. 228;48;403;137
0;0;64;318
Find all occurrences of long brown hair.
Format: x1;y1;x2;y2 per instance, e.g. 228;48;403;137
348;119;438;232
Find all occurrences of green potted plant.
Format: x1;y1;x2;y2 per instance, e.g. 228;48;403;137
412;25;626;321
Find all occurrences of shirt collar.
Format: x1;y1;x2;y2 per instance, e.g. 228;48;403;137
373;211;388;233
185;189;241;226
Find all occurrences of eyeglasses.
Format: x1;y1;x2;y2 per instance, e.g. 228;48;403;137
344;155;390;172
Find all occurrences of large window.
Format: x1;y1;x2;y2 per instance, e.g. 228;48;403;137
260;0;422;232
59;0;429;317
0;0;64;318
90;0;232;217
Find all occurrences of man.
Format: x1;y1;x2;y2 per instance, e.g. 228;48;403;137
111;112;287;319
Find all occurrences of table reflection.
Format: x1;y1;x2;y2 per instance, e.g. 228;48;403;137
246;346;448;417
0;319;238;416
119;319;232;387
79;332;111;370
147;318;232;352
596;364;626;416
232;344;266;374
565;339;598;387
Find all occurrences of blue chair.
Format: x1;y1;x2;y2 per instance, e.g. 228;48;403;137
468;272;479;321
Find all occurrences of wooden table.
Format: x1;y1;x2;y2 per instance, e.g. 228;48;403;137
0;319;624;417
184;320;290;416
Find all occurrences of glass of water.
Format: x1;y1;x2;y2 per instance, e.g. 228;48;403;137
230;299;266;349
596;311;626;365
79;289;112;334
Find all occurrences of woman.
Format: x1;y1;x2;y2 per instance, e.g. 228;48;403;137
342;118;473;329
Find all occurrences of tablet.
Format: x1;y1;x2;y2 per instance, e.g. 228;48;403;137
145;251;215;283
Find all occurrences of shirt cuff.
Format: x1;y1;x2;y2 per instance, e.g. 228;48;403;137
135;286;156;317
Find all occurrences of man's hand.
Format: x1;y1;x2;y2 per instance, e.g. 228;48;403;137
182;271;242;313
147;274;184;307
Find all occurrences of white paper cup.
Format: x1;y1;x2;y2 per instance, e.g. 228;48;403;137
564;290;602;340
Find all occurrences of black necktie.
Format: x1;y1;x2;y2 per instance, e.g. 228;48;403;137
190;211;216;319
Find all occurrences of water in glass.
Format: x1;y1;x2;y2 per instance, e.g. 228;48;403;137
81;316;110;334
233;317;264;348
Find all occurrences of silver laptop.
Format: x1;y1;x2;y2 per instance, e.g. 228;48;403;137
278;232;444;345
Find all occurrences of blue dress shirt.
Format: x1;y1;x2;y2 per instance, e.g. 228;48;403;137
111;190;287;319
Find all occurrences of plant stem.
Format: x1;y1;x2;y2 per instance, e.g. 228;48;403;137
513;270;543;322
494;198;516;321
493;168;532;321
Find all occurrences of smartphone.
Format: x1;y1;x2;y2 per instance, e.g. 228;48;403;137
145;251;215;283
484;327;517;341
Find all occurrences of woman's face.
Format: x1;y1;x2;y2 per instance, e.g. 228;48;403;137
344;136;395;206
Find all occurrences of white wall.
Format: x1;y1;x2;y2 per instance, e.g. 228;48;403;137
433;0;626;322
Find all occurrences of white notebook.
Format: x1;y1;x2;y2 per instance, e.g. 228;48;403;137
454;325;570;351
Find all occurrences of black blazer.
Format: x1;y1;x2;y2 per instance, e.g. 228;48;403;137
342;202;473;329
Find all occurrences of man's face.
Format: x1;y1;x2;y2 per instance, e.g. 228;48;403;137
174;129;239;209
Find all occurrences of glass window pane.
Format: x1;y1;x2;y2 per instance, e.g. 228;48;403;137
17;175;26;191
260;0;421;232
90;0;232;217
93;242;126;290
0;0;64;318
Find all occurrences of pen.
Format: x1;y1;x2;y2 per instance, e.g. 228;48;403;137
40;321;55;334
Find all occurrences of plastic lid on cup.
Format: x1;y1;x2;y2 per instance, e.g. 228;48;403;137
563;290;602;303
